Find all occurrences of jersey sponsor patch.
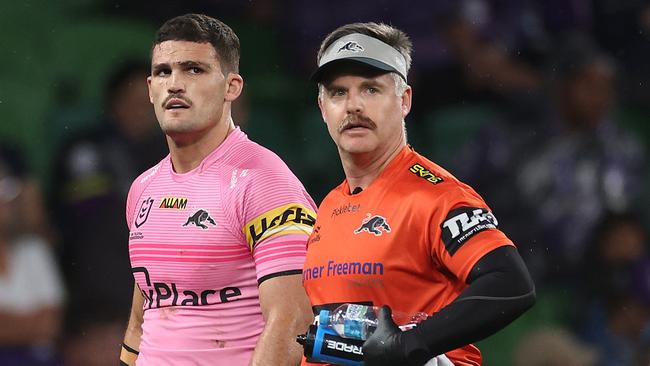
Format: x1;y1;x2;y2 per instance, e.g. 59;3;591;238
159;197;188;209
244;203;316;250
441;207;499;255
409;163;443;185
331;203;361;219
132;267;242;309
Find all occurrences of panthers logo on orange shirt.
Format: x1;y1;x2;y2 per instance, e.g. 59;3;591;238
354;214;391;236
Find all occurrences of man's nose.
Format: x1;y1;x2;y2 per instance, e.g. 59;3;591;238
345;90;364;114
167;71;185;94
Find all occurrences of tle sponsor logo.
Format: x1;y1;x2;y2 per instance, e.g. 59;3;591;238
441;207;498;255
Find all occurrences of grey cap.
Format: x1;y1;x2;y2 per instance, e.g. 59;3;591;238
311;33;408;82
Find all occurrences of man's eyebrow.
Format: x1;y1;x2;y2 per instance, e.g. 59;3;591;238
359;79;382;88
177;60;211;69
152;62;169;72
151;60;212;71
323;83;344;90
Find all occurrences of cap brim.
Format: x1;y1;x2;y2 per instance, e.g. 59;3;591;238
310;57;399;82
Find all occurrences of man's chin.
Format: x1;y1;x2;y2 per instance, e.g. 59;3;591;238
339;143;376;156
160;120;192;134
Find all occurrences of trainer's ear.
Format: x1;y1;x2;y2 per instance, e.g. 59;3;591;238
317;85;328;125
225;73;243;102
401;85;412;118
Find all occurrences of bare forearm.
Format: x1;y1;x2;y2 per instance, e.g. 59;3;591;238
121;285;144;365
250;314;309;366
252;274;313;366
123;318;143;350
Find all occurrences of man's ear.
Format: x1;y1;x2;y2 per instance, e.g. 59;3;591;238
401;85;412;118
147;76;154;104
225;73;244;102
317;92;327;125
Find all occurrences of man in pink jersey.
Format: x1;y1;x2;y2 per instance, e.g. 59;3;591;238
119;14;315;366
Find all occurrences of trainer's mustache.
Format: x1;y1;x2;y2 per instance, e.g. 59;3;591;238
338;114;376;133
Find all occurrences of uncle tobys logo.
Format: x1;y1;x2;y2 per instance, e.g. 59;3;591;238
244;204;316;249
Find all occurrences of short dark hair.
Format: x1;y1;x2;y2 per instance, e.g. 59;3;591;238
153;13;240;74
317;22;412;73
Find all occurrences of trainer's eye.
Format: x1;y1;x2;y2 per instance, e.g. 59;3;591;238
330;89;346;97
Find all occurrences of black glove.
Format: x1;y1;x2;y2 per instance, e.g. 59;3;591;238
362;306;432;366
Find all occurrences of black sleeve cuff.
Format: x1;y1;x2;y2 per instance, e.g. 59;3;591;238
400;328;434;366
257;269;302;285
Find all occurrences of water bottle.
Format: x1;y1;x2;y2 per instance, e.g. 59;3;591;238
318;303;428;341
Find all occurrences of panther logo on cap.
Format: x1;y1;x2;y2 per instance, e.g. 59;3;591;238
338;41;364;53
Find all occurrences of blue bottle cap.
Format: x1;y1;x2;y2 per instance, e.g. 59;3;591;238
319;310;330;326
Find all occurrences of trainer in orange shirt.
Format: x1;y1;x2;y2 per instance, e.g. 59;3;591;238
302;23;536;366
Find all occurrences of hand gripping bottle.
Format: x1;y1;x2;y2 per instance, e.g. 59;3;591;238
320;303;428;341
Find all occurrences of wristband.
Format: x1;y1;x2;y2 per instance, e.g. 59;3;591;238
120;343;139;366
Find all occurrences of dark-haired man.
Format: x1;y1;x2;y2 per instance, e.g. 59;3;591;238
120;14;315;366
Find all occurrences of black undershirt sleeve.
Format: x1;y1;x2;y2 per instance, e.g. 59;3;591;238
400;245;536;364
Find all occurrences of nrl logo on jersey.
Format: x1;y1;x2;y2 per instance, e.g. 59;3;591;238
135;197;154;228
354;214;391;236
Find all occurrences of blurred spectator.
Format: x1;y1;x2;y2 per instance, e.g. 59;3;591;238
579;212;650;366
512;34;646;281
49;60;167;366
513;326;600;366
0;146;65;365
407;0;548;120
590;0;650;107
0;145;57;244
444;33;647;287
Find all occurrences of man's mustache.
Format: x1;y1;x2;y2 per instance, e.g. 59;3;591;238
338;114;376;133
162;93;193;108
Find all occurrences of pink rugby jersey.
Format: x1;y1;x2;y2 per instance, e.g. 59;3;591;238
126;128;316;365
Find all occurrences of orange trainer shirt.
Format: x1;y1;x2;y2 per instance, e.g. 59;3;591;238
302;146;514;366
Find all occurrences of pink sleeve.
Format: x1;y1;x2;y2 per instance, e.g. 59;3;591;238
226;161;316;283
